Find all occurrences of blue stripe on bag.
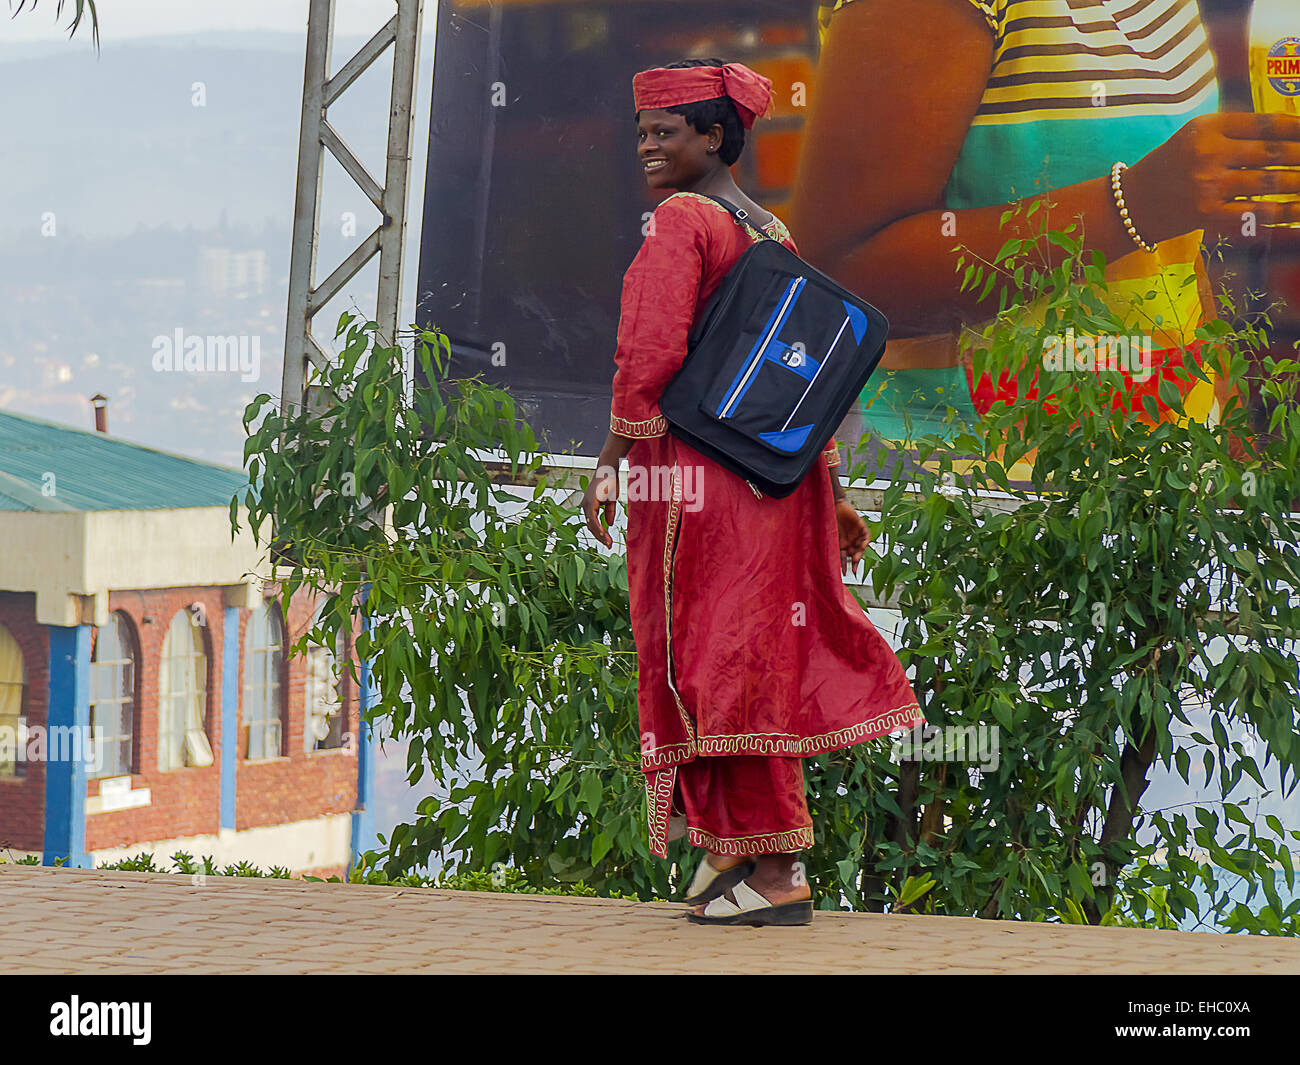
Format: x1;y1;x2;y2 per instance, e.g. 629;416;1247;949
720;279;807;414
757;423;815;452
714;291;791;416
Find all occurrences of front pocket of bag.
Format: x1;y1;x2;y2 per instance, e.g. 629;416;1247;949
706;352;825;453
710;291;874;453
698;274;806;418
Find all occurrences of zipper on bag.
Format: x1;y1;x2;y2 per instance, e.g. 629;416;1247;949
716;275;806;419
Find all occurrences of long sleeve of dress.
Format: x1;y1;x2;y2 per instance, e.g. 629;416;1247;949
609;197;711;439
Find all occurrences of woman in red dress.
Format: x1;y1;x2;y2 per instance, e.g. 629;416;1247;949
581;59;922;925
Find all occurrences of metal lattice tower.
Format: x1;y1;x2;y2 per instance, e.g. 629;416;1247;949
282;0;425;416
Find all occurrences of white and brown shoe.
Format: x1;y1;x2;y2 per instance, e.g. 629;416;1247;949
687;880;814;926
682;855;757;906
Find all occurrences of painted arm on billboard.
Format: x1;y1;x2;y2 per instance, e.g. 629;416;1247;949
790;0;1300;339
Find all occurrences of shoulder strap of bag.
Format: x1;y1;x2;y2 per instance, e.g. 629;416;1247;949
683;194;778;348
695;194;776;244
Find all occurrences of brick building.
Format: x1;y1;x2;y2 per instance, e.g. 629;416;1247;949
0;408;372;877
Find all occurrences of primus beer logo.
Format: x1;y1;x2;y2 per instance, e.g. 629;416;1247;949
1266;37;1300;96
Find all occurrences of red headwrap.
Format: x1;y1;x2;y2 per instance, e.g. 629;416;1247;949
632;62;773;130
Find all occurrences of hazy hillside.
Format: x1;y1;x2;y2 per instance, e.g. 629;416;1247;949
0;31;438;836
0;32;422;464
0;33;396;237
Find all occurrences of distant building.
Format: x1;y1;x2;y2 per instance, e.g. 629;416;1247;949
0;408;371;877
198;247;269;299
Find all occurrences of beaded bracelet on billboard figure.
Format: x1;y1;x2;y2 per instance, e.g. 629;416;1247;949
1110;161;1158;255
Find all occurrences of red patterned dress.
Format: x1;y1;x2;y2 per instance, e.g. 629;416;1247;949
609;191;923;858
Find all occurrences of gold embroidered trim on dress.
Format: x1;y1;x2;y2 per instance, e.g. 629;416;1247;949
641;741;694;767
662;457;697;746
611;412;667;438
824;446;842;468
686;824;815;857
642;744;691;770
696;705;923;756
639;702;924;770
646;765;677;858
667;191;785;246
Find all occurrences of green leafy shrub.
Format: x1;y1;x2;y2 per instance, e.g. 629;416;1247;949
842;202;1300;929
239;318;669;899
235;213;1300;930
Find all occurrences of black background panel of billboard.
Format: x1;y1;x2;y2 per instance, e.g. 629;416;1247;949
415;1;821;455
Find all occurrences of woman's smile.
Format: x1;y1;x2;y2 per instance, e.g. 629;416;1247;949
641;149;677;187
636;109;712;188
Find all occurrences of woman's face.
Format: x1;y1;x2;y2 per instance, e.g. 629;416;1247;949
637;109;720;190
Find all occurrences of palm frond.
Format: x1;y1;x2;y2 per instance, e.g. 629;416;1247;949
9;0;100;50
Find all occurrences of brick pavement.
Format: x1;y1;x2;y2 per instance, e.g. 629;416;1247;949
2;865;1298;974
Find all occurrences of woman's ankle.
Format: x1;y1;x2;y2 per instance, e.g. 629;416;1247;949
752;853;807;890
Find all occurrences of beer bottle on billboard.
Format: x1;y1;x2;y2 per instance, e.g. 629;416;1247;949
1250;0;1300;224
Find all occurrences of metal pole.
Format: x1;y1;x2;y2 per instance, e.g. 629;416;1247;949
282;0;334;417
282;0;426;417
376;0;423;353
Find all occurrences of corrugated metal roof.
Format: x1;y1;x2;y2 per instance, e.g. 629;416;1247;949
0;408;252;512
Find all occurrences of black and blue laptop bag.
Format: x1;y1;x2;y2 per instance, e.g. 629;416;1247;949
658;195;889;498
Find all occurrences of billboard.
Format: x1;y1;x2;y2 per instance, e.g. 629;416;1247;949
415;0;1300;462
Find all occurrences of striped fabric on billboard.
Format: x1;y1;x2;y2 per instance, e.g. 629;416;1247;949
817;0;1223;440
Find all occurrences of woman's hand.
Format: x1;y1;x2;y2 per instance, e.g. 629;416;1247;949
835;500;871;575
1125;112;1300;244
582;431;635;548
582;461;620;548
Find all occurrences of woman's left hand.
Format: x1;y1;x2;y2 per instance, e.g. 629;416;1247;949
835;500;871;575
582;462;620;548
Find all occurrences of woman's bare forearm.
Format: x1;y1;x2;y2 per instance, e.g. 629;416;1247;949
596;430;635;470
829;462;846;502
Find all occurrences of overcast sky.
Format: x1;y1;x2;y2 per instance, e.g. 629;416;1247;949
3;0;426;43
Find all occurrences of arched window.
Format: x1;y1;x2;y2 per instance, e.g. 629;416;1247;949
158;609;212;772
244;602;285;759
0;623;25;779
90;612;136;779
304;602;345;752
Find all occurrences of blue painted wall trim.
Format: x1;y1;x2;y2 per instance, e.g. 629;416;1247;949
43;624;91;868
348;592;375;874
220;606;239;829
